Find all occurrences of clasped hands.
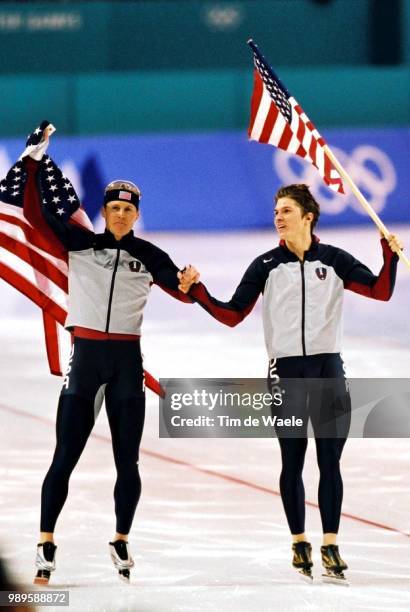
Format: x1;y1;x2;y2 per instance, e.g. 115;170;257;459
177;265;200;294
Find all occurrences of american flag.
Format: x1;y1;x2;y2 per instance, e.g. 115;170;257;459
0;122;163;396
0;121;93;375
247;39;344;194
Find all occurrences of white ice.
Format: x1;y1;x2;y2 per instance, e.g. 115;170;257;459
0;227;409;611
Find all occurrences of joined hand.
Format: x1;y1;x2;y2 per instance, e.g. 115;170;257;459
177;265;200;294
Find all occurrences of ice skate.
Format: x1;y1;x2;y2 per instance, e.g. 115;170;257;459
292;541;313;581
33;541;57;585
321;544;349;585
109;540;134;583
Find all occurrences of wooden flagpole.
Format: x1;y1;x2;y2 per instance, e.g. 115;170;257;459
324;145;410;269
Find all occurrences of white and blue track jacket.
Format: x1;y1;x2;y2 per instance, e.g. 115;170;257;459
189;237;398;359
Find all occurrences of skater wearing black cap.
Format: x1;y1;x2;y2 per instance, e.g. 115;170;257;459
5;122;198;584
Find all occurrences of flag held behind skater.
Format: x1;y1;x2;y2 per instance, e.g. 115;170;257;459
0;158;88;228
0;141;93;374
247;39;345;194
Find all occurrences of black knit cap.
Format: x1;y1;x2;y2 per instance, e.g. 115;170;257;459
104;180;141;209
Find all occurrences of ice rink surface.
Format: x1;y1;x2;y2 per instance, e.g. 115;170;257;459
0;226;409;611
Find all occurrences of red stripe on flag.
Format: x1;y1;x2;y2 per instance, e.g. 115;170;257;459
144;370;165;398
309;138;317;166
324;153;344;194
296;117;306;145
42;311;62;376
0;262;67;326
23;157;68;256
323;153;332;185
0;233;68;291
248;71;264;136
296;144;307;158
69;209;93;232
277;123;293;151
259;104;279;144
0;212;67;260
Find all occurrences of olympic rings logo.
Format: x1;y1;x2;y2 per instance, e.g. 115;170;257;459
273;145;397;215
203;4;244;31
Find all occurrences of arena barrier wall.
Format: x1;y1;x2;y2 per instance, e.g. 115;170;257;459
0;127;408;230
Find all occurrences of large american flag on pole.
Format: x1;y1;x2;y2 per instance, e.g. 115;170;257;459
247;39;344;194
0;121;163;396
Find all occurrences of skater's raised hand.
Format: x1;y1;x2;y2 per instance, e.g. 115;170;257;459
385;233;403;254
20;120;56;161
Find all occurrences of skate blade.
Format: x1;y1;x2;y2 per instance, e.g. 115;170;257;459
118;569;130;583
297;569;313;582
322;572;349;586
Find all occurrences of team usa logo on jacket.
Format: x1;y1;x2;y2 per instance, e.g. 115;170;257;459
129;261;142;272
315;267;327;280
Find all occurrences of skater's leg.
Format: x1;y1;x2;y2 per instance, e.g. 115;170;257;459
315;437;347;538
108;387;145;535
269;356;313;578
40;337;106;536
317;454;349;584
105;341;145;539
34;338;105;585
40;393;96;534
323;533;337;545
105;388;145;537
39;532;54;544
308;353;351;582
277;437;309;536
270;357;309;537
310;353;351;543
278;425;312;578
292;532;308;543
114;532;129;542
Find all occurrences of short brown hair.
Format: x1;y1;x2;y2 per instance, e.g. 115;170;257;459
274;184;320;234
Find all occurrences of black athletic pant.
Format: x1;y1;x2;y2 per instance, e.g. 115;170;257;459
41;337;145;535
268;353;351;535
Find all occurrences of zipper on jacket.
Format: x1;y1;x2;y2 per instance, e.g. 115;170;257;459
300;259;306;356
105;247;121;332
